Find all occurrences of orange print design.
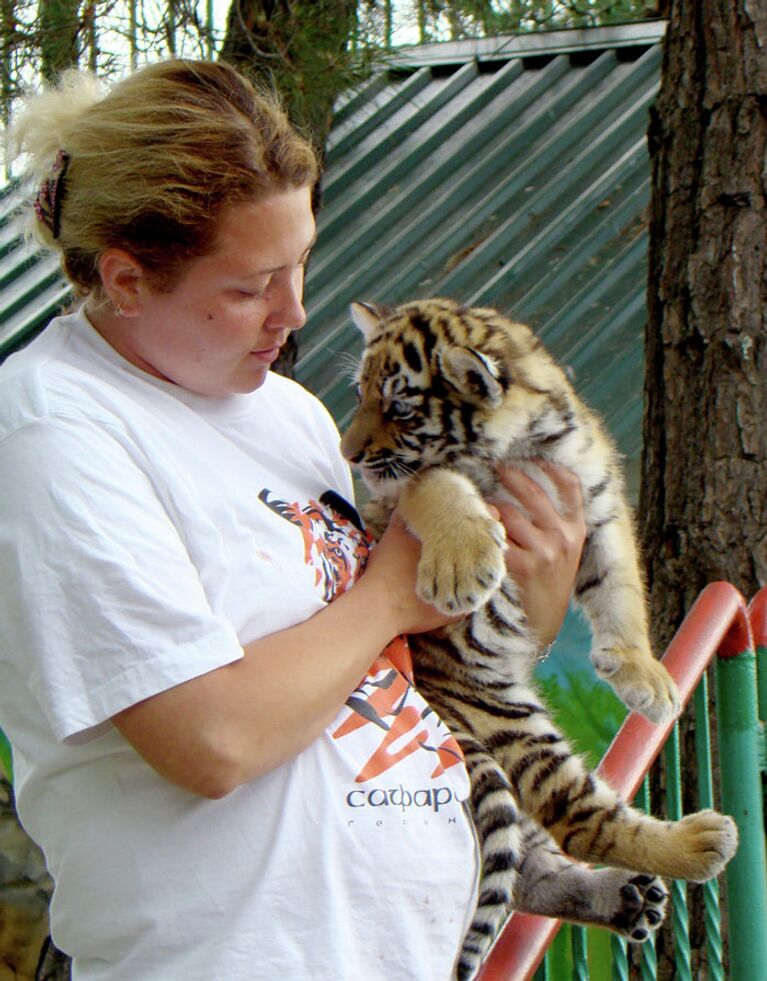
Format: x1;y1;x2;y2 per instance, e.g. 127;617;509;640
333;637;465;782
258;489;370;603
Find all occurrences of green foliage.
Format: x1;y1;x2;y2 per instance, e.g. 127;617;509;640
412;0;655;42
545;925;613;981
536;667;626;767
0;726;13;783
220;0;375;149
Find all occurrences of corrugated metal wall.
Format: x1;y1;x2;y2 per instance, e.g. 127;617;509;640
0;180;72;355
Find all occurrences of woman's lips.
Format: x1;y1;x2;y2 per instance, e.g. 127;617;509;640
251;346;281;364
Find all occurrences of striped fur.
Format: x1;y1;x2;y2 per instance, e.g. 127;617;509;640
341;299;738;980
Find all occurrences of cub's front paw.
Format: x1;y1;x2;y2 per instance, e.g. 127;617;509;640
591;648;680;724
417;517;506;615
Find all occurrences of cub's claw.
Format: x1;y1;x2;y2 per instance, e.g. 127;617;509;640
669;810;739;882
417;517;506;615
591;647;680;724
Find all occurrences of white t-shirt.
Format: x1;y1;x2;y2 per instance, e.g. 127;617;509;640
0;310;478;980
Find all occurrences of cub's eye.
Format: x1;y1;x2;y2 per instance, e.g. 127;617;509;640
387;399;416;421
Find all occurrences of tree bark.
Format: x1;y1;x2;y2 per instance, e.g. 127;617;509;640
220;0;359;149
39;0;80;80
643;0;767;640
641;1;767;974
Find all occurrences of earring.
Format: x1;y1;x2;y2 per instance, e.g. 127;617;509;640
115;303;124;317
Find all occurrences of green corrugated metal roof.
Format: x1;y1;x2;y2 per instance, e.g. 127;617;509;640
0;20;665;495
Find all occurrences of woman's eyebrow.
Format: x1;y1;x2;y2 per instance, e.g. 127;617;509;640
248;236;318;277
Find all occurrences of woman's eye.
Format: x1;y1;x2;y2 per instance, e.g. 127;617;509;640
237;278;271;298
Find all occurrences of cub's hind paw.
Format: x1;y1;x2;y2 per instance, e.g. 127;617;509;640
668;810;739;882
612;874;668;943
417;517;506;615
591;647;680;724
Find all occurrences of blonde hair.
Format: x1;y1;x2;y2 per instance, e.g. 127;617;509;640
7;59;319;294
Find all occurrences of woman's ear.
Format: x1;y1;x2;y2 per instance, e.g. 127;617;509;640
98;248;146;317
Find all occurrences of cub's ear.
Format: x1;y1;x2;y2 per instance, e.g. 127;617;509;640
440;347;504;407
350;301;384;338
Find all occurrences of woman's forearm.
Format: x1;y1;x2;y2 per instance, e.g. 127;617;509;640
112;517;451;798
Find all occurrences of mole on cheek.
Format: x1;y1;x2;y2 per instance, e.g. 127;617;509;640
207;313;214;321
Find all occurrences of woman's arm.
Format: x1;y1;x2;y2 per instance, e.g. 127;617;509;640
112;515;452;798
113;465;586;799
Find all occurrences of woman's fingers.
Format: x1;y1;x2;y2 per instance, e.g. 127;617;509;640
491;463;586;646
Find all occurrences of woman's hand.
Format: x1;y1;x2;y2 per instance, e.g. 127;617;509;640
491;463;586;647
359;512;462;636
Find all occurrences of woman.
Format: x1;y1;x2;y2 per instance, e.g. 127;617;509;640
0;59;585;979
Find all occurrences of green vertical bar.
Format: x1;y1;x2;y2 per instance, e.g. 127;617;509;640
546;925;571;980
634;777;658;979
756;643;767;723
716;651;767;981
665;725;692;979
639;934;657;981
610;934;628;981
694;676;724;981
571;925;588;980
634;776;650;813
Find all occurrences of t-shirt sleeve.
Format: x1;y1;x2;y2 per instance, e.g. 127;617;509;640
0;415;245;744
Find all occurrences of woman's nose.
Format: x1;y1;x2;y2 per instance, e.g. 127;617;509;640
271;269;307;332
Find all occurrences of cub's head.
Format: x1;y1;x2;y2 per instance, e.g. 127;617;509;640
340;298;554;493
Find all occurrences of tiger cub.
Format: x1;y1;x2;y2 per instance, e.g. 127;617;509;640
341;298;738;981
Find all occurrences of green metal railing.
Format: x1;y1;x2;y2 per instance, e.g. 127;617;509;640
477;581;767;981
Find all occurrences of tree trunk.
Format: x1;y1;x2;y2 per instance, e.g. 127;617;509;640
1;0;16;126
39;0;80;80
221;0;359;149
641;0;767;974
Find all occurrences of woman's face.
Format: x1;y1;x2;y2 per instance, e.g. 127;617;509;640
104;186;316;397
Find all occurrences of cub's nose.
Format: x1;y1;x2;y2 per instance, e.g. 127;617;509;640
339;432;363;463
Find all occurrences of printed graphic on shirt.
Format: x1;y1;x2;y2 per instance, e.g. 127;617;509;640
260;487;467;815
333;639;465;784
258;488;370;603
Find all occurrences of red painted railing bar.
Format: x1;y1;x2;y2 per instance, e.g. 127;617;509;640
476;915;560;981
746;586;767;723
747;585;767;650
476;581;751;981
